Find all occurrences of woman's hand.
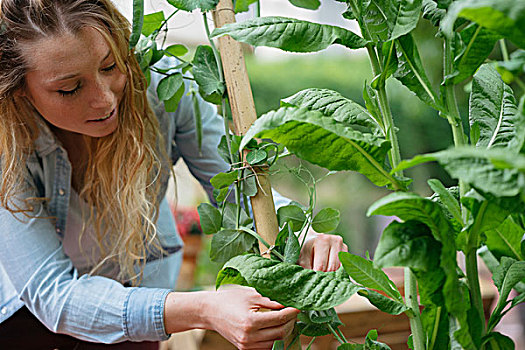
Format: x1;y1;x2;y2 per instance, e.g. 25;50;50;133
297;231;348;272
164;287;299;350
206;287;299;349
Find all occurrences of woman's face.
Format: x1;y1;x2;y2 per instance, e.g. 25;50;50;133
22;27;126;138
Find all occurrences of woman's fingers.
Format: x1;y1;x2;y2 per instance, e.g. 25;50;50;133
252;317;296;342
254;306;299;329
299;233;348;272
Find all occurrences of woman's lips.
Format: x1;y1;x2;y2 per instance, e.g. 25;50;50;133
88;107;116;123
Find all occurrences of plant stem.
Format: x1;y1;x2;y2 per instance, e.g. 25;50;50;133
499;39;509;62
365;45;402;175
444;36;486;340
350;4;424;347
328;324;345;344
405;269;426;350
305;337;316;350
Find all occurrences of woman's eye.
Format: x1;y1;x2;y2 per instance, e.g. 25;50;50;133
58;84;81;97
102;63;117;72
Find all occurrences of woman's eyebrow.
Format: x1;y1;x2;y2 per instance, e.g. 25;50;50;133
49;50;113;83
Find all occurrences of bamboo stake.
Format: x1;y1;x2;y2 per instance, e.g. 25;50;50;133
212;2;301;349
211;1;279;257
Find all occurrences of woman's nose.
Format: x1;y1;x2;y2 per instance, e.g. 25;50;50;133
89;80;114;110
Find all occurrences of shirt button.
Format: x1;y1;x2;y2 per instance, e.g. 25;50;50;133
58;189;65;196
1;307;7;315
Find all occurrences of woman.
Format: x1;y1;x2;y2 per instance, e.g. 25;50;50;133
0;0;347;349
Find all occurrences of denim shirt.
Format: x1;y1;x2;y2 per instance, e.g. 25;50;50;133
0;66;233;343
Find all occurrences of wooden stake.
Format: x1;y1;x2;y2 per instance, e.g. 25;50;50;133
211;1;279;257
212;2;301;349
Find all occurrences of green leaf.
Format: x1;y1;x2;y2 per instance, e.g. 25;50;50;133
363;84;383;131
372;41;399;90
428;179;463;225
338;344;364;350
421;306;450;350
365;329;392;350
165;44;189;57
339;252;402;301
289;0;320;10
210;170;237;189
210;16;367;53
271;340;285;350
277;205;307;232
393;147;525;199
460;190;511;252
163;84;185;112
297;308;343;337
281;88;384;135
284;225;301;264
312;208;340;232
239;107;396;188
141;11;165;36
217;254;359;310
246;149;267;165
483;332;515;350
374;220;441;271
157;73;184;101
213;187;229;203
422;0;446;26
129;0;144;49
192;45;225;104
167;0;219;12
367;191;469;340
357;288;409;315
470;64;519;150
222;202;252;228
441;0;525;49
394;34;443;111
241;169;257;197
363;0;423;42
489;257;525;329
485;216;524;261
191;91;202;153
197;203;222;235
234;0;258;13
215;267;249;289
210;229;256;264
446;24;500;85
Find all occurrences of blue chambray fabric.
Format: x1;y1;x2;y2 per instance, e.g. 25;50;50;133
0;63;229;343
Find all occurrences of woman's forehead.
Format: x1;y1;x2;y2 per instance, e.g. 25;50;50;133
23;27;111;81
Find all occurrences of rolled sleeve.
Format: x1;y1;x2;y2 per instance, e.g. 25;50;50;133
124;288;171;341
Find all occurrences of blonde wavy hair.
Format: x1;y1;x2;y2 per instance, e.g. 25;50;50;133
0;0;168;285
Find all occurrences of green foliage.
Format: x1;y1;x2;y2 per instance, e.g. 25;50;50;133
441;0;525;49
216;254;359;310
394;34;443;111
446;24;500;85
141;11;165;36
167;0;219;12
470;64;518;149
312;208;340;233
362;0;423;42
129;0;144;49
289;0;320;11
210;17;367;53
192;45;225;104
239;106;398;188
374;220;441;271
339;252;402;301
